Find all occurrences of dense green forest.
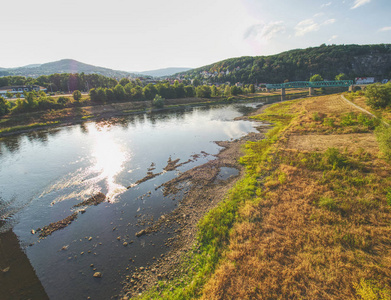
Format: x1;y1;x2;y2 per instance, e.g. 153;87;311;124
0;73;119;93
177;44;391;84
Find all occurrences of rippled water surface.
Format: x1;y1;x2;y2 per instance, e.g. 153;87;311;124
0;102;268;299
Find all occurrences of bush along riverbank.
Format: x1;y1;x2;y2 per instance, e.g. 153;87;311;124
129;94;391;299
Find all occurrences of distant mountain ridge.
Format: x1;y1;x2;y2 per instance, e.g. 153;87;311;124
0;59;137;78
137;67;193;77
177;44;391;84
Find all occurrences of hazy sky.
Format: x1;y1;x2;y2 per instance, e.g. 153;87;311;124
1;0;390;71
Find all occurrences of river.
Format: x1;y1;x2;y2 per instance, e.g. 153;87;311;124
0;96;295;299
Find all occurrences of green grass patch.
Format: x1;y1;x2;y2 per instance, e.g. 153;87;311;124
386;189;391;206
318;197;337;211
355;279;391;300
0;121;60;134
375;125;391;161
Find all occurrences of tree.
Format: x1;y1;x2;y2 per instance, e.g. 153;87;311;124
89;88;98;102
196;85;212;98
224;85;231;96
152;94;165;108
231;85;241;96
114;84;126;101
249;84;255;93
105;88;116;102
211;85;218;97
5;91;13;99
0;96;10;116
24;91;37;109
192;78;201;87
335;73;348;81
309;74;323;82
96;87;107;103
365;83;391;108
131;86;143;100
184;85;195;97
143;84;158;100
73;90;82;101
119;78;130;86
57;96;68;105
174;83;186;98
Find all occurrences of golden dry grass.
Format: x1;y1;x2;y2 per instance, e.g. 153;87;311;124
200;95;391;300
285;133;378;154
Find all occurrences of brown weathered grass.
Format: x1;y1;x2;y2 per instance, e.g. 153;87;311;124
200;95;391;299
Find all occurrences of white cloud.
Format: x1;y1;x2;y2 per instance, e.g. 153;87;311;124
314;12;325;17
379;27;391;32
351;0;371;9
323;19;336;25
244;21;286;41
295;17;336;37
328;35;338;42
321;2;332;8
295;19;320;36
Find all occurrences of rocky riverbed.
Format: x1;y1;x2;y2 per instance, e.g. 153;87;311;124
119;104;271;299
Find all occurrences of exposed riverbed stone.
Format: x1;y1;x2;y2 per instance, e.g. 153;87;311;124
93;272;102;278
73;192;106;208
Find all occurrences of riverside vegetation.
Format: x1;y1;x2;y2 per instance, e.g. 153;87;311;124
130;94;391;299
0;73;295;136
0;75;257;118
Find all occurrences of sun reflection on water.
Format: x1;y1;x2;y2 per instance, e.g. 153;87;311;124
90;127;130;201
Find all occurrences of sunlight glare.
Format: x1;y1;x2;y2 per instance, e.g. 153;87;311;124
90;127;130;201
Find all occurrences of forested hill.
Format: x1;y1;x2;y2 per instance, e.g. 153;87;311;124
0;59;137;79
177;44;391;84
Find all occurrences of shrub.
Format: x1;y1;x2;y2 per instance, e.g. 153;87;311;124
365;83;391;108
72;90;82;101
318;197;337;211
341;112;355;126
57;96;68;105
312;112;321;121
152;94;165;108
322;148;348;169
323;117;335;127
0;96;10;116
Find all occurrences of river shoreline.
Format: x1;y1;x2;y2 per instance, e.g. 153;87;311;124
118;103;272;299
0;92;307;138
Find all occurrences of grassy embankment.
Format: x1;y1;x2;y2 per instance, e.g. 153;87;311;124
135;94;391;299
344;90;391;124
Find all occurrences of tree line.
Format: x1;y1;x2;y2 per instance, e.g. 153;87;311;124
0;74;256;116
0;73;119;93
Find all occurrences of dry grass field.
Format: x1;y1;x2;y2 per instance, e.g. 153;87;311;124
199;94;391;300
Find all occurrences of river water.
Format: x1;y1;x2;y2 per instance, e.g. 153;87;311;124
0;99;277;299
0;94;306;299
